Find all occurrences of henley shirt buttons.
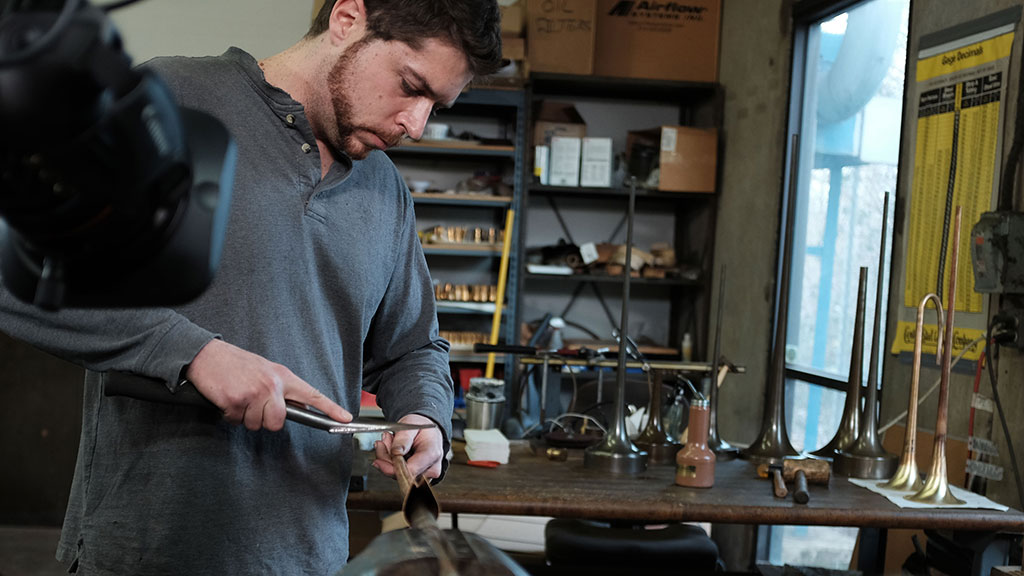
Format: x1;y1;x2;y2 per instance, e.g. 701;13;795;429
301;143;312;154
285;114;296;124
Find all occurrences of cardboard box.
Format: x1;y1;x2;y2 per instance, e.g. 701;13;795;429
627;126;717;193
500;1;525;35
594;0;721;82
549;136;582;187
532;101;586;147
527;0;596;75
580;137;612;187
501;35;526;61
534;145;550;185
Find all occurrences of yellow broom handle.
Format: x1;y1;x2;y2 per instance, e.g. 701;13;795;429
485;208;515;378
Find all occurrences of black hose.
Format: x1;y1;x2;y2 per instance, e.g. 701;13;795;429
987;318;1024;511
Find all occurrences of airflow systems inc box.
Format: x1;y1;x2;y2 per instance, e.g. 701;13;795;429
594;0;721;82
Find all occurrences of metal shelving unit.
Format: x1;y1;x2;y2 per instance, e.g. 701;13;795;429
524;272;701;287
411;193;513;207
390;142;516;158
387;86;526;387
518;72;724;359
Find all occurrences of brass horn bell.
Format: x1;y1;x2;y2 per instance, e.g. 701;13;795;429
877;293;943;492
906;207;966;506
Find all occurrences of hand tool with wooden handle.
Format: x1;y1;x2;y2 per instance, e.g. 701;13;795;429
793;469;810;504
757;459;831;503
768;464;788;498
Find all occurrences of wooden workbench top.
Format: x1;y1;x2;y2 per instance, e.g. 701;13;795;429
347;442;1024;533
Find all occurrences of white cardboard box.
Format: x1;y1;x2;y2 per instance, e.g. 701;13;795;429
534;145;550;185
580;137;612;187
549;136;581;187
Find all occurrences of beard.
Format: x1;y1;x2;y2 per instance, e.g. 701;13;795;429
325;40;402;161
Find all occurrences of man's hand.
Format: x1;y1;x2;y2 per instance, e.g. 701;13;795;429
372;414;443;480
185;339;351;431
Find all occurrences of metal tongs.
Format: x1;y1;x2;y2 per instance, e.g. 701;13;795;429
284;404;432;434
103;372;434;435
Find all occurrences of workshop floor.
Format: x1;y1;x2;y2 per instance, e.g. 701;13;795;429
0;526;66;576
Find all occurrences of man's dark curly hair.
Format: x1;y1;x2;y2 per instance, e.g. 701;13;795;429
307;0;504;77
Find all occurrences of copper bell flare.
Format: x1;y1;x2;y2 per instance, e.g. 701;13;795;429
877;293;943;492
906;207;966;506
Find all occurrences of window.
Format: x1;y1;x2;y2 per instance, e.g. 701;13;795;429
769;0;911;569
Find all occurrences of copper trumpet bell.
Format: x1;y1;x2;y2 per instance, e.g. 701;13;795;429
906;207;965;506
877;293;943;492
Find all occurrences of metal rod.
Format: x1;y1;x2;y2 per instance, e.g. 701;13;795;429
708;264;737;458
590;283;620;332
584;177;648;474
546;196;576;245
539;355;550;428
835;192;897;479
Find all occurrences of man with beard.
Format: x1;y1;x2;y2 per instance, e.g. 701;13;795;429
0;0;503;574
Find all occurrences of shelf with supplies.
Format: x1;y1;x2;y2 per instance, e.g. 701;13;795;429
515;71;723;363
435;302;507;315
529;73;719;110
524;272;701;287
389;140;516;158
527;184;714;201
421;244;503;257
448;353;506;365
411;192;513;207
387;85;525;392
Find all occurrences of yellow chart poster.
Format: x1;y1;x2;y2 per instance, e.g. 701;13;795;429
893;14;1017;361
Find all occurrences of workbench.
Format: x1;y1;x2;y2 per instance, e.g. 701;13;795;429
347;442;1024;574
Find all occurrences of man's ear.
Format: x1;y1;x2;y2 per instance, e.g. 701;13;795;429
328;0;366;42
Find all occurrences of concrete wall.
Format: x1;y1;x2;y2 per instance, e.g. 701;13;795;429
713;0;794;446
110;0;316;62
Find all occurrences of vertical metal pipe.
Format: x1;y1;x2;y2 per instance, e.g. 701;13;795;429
708;264;738;458
834;193;897;479
584;178;648;474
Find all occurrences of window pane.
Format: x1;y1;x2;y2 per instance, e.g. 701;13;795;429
785;379;847;454
773;0;910;570
785;0;908;386
769;525;860;569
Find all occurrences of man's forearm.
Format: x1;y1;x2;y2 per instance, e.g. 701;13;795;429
0;286;216;386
